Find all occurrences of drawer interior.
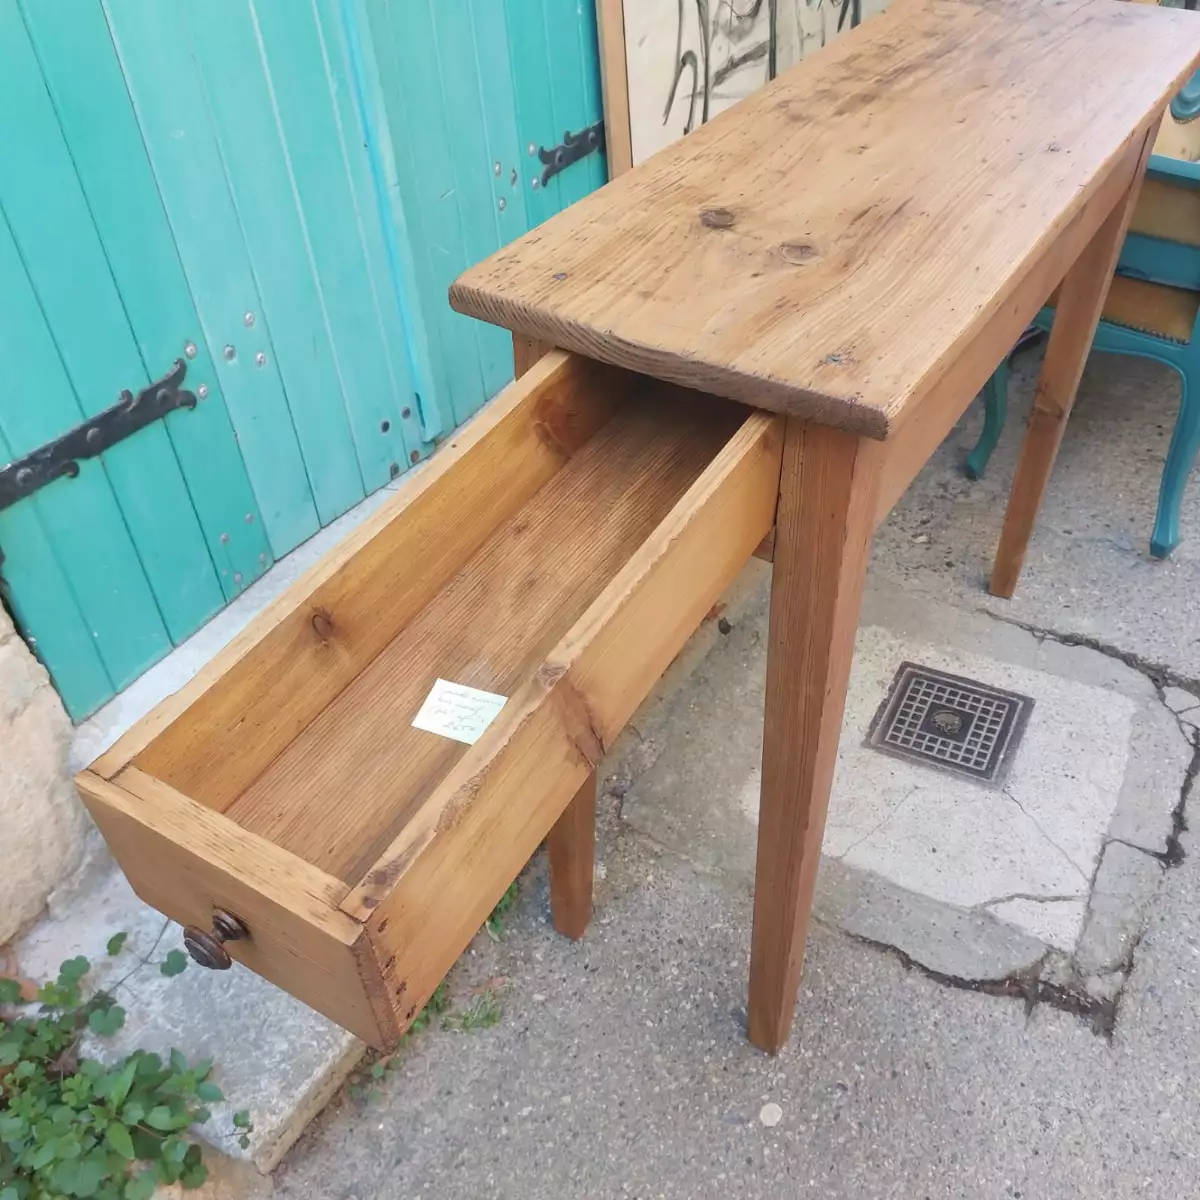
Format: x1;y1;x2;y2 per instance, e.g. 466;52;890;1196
127;364;747;886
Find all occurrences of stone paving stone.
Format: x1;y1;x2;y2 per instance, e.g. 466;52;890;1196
15;866;364;1174
623;586;1163;971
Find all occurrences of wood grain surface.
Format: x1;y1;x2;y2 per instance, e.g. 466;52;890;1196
512;334;553;378
98;353;620;802
595;0;633;177
990;123;1157;598
547;771;597;939
872;129;1147;524
749;420;882;1053
226;387;743;882
343;407;781;922
450;0;1200;438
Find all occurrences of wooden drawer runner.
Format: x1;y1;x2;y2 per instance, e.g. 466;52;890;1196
76;352;783;1049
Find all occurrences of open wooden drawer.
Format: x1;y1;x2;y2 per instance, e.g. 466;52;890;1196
75;352;782;1049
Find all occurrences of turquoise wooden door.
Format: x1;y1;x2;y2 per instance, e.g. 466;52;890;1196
361;0;607;426
0;0;604;721
0;0;272;718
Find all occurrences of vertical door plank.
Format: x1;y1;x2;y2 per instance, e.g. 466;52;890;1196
19;0;272;603
335;0;447;444
467;0;532;237
310;0;432;471
0;5;221;644
182;0;365;523
574;0;609;194
504;0;562;228
363;1;455;434
0;211;171;694
367;0;489;428
103;0;320;558
253;0;419;486
429;2;519;398
0;431;112;720
540;0;606;203
504;0;606;225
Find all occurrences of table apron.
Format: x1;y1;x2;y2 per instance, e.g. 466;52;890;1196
872;122;1155;529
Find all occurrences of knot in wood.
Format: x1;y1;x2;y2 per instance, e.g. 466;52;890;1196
779;241;820;265
699;207;737;230
311;611;334;640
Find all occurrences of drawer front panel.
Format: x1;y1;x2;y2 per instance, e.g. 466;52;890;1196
76;769;394;1048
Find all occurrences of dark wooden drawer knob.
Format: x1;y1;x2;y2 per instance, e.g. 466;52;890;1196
182;908;249;970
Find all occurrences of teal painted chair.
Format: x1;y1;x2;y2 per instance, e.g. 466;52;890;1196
966;152;1200;558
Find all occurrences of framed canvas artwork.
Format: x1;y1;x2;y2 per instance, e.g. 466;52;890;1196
595;0;1200;177
596;0;891;174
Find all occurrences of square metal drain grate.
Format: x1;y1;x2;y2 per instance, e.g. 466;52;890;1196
865;662;1033;784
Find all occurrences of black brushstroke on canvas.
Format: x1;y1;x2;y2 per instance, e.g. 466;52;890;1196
662;0;860;137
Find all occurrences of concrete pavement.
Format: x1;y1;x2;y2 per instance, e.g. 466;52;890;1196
273;825;1199;1199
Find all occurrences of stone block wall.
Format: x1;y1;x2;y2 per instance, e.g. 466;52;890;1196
0;605;88;944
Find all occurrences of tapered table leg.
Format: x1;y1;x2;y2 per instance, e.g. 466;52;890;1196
989;125;1159;598
748;419;882;1054
547;771;596;940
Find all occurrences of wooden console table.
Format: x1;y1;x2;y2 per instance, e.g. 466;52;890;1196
451;0;1200;1052
77;0;1200;1059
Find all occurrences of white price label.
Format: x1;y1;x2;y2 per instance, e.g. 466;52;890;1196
412;678;508;745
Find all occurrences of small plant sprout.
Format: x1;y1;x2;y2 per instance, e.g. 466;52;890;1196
0;937;248;1198
485;882;519;940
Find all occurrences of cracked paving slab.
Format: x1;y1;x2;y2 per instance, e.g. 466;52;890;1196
1163;685;1200;734
622;580;1191;995
984;896;1089;953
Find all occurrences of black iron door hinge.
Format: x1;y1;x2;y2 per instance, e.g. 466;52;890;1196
0;359;196;514
538;121;605;187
